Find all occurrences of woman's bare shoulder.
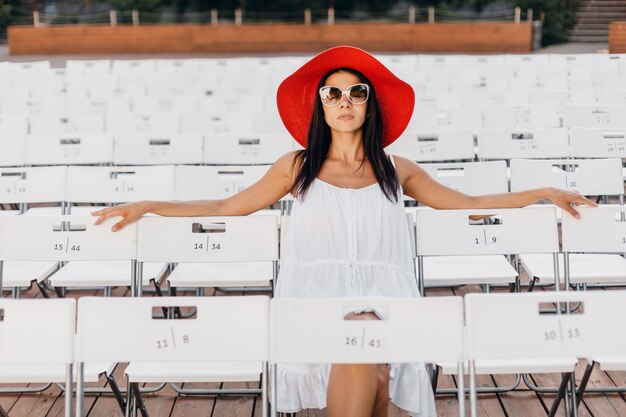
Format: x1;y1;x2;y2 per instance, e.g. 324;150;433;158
273;150;304;181
389;154;421;182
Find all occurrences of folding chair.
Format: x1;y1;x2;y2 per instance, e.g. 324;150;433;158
408;108;482;132
2;215;143;297
419;161;508;196
482;105;561;129
203;133;292;165
569;127;626;158
175;165;271;200
29;113;105;134
55;166;175;293
139;215;279;295
385;130;475;162
465;291;626;417
130;96;199;114
106;112;180;135
414;206;559;294
65;59;112;76
270;296;465;417
24;134;114;165
0;298;76;417
76;296;271;417
563;105;626;128
476;128;569;160
113;133;203;165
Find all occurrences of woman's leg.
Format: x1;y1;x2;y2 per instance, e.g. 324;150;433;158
326;312;389;417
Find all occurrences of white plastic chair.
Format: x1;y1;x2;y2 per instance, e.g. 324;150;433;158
1;215;146;295
76;296;270;417
569;127;626;158
481;105;561;129
24;134;114;165
476;128;569;160
270;296;465;417
408;108;482;132
414;207;559;292
0;298;76;417
203;133;291;165
510;158;624;196
563;105;626;128
29;113;105;134
113;133;203;165
420;161;508;196
465;291;626;417
138;216;279;291
175;165;271;200
385;130;475;162
106;112;180;135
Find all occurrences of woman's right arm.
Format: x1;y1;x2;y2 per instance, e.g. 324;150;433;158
92;151;298;231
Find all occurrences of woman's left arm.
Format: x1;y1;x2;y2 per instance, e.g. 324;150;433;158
394;156;597;219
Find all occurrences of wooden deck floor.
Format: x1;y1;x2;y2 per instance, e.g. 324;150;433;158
2;275;626;417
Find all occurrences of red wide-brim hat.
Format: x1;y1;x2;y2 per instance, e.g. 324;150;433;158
277;45;415;148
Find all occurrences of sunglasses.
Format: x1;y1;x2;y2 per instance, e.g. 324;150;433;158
319;83;370;107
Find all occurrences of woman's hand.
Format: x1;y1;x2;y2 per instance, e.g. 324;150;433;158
546;187;598;219
92;201;151;232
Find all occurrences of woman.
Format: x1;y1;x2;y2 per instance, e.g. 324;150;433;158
93;46;594;417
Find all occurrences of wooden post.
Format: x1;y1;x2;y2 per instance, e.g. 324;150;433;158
514;6;521;24
131;9;139;25
304;8;311;25
235;8;242;26
527;8;533;22
211;9;218;25
328;7;334;25
408;6;415;24
33;10;40;28
428;7;434;24
109;10;117;26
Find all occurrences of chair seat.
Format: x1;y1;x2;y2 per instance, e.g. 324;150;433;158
520;253;626;285
167;262;273;287
0;362;114;383
421;255;518;287
125;361;262;383
0;210;19;217
439;357;577;375
49;261;167;287
592;357;626;372
2;261;58;287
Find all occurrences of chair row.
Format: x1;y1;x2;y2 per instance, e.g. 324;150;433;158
4;290;626;417
2;205;626;296
0;159;622;209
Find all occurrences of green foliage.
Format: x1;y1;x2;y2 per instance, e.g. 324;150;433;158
0;5;9;40
110;0;161;12
512;0;580;45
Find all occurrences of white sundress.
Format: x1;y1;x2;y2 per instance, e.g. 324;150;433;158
274;157;437;417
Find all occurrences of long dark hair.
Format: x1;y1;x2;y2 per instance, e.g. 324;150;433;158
291;67;400;202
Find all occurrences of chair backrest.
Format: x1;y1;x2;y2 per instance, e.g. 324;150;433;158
477;128;569;160
77;296;269;362
481;105;561;129
0;298;75;364
270;297;464;364
569;127;626;158
66;165;176;204
562;205;626;253
0;135;25;167
409;108;482;131
509;158;624;196
106;112;180;135
0;114;28;135
420;161;508;195
113;133;203;165
24;134;114;165
1;215;137;261
175;165;271;200
415;206;559;256
465;291;626;362
29;113;105;134
137;216;278;263
386;130;475;162
563;105;626;128
0;166;67;204
203;133;292;165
